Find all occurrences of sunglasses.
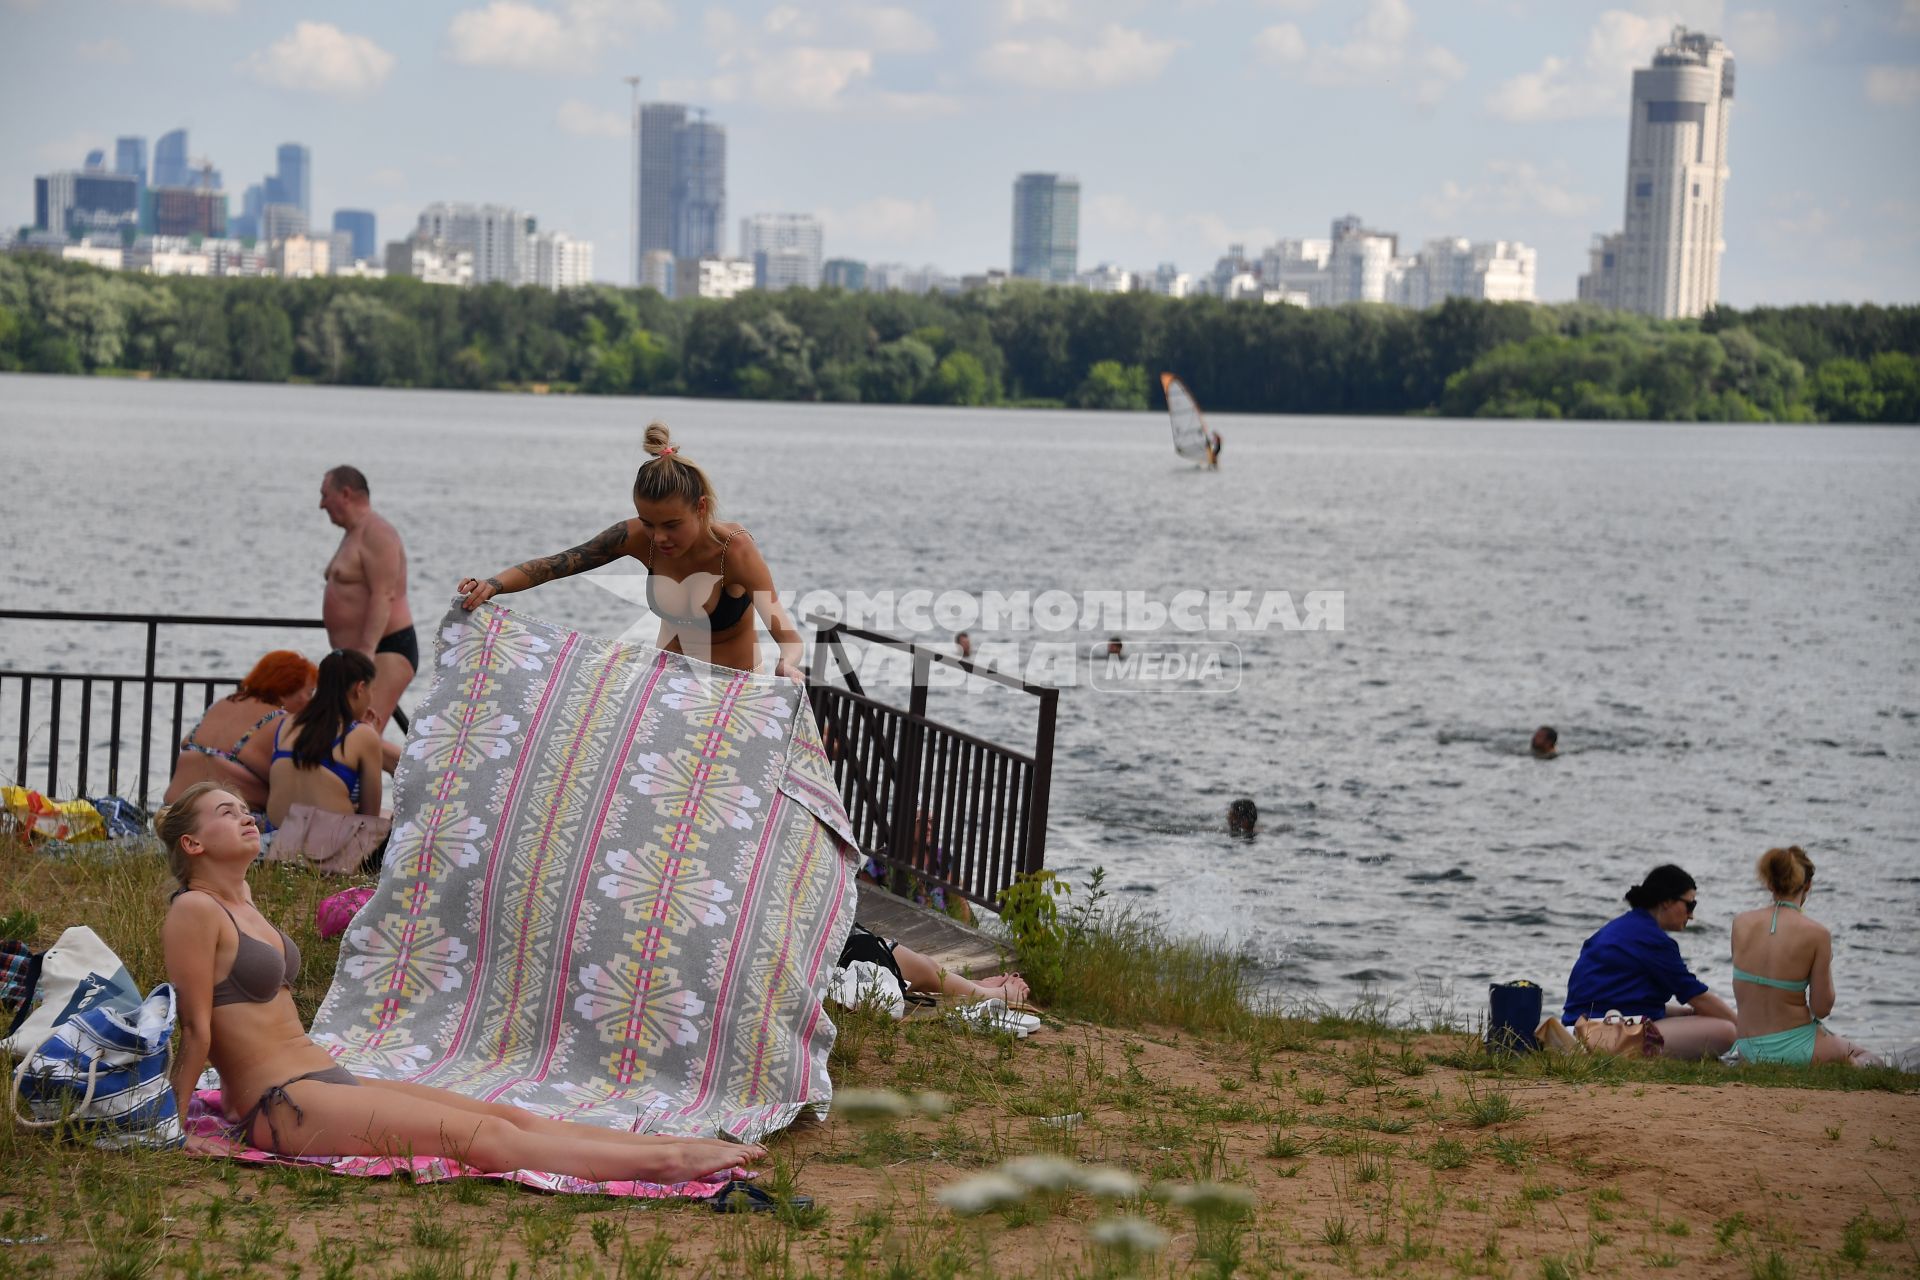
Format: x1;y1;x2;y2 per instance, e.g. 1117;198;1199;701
1681;898;1698;915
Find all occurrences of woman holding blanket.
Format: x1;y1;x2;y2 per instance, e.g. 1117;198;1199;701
160;780;765;1180
458;422;804;680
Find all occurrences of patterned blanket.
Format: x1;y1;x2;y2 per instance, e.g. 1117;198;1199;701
307;602;860;1146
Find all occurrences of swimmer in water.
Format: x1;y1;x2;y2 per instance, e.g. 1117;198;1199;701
1227;797;1257;836
1531;726;1558;758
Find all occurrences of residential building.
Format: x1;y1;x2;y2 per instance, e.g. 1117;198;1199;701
531;229;593;289
34;170;139;236
1326;215;1398;304
1258;240;1332;306
152;129;189;189
1011;173;1079;283
822;258;866;290
385;235;475;287
333;259;387;280
149;186;225;238
326;230;355;273
1593;26;1736;318
203;239;267;277
416;203;530;285
639;248;675;295
126;237;210;276
1576;232;1624;308
61;242;126;270
1398;238;1538;307
270;233;329;279
740;213;823;290
675;256;754;300
1076;262;1133;293
961;268;1010;292
261;203;307;243
332;209;376;263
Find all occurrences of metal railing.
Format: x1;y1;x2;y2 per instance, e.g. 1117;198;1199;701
1;609;330;806
807;619;1059;912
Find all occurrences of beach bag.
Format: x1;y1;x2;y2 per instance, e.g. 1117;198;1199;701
265;805;391;875
836;924;904;988
86;797;149;841
1;926;140;1057
0;788;105;845
1574;1011;1665;1057
8;983;183;1150
827;961;907;1020
315;886;376;940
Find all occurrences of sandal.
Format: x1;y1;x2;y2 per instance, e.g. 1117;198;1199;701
711;1180;814;1215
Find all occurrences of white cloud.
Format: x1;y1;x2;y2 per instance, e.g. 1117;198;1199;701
762;4;818;39
996;0;1078;25
445;0;670;74
1262;0;1464;105
1865;65;1920;106
817;196;938;247
978;23;1178;90
77;37;132;64
241;22;394;96
1488;7;1729;122
1423;160;1597;221
845;5;937;54
556;98;628;137
748;46;873;109
1254;22;1306;64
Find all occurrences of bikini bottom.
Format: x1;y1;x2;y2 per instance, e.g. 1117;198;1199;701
237;1064;359;1152
1732;1020;1821;1066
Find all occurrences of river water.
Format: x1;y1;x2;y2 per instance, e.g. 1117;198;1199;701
3;374;1917;1055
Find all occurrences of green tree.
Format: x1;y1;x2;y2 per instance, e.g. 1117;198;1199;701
926;351;994;406
1070;360;1149;410
229;299;293;381
1809;358;1883;422
858;336;936;403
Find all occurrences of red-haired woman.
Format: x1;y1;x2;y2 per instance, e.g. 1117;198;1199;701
165;650;318;813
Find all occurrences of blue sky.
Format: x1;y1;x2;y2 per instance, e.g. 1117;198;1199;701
2;0;1917;304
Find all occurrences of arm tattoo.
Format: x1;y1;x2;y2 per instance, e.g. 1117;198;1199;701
516;522;629;586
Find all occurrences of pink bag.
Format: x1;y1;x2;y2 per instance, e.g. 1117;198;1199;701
316;887;376;940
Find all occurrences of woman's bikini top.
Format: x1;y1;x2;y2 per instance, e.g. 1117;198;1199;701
270;723;362;805
1732;900;1811;994
180;708;285;781
643;529;753;631
196;892;302;1006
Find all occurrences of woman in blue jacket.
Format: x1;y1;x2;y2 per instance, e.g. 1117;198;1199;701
1562;864;1737;1060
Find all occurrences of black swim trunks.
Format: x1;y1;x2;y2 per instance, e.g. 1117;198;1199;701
374;625;419;672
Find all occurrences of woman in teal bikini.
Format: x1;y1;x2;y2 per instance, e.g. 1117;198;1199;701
1729;846;1879;1067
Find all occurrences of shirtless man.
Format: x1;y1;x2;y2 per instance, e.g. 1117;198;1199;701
319;465;414;734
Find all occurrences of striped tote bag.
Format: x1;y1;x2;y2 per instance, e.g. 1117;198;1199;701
8;983;184;1149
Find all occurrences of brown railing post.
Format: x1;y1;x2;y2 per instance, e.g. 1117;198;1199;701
1024;688;1058;877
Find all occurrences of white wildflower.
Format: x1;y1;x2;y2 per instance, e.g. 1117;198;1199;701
1089;1216;1169;1253
935;1172;1028;1216
833;1088;911;1120
1075;1165;1142;1199
1001;1154;1080;1191
912;1091;950;1117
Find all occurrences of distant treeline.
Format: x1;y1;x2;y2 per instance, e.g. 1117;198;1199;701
1;254;1915;422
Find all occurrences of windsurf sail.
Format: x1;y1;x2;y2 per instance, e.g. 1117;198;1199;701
1161;372;1217;466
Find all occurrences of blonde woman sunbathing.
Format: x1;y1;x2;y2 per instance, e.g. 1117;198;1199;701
159;781;765;1182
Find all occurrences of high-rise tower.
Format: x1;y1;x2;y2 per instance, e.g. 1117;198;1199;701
1010;173;1079;284
1580;27;1734;318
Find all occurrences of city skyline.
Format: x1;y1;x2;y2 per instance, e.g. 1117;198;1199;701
2;1;1917;303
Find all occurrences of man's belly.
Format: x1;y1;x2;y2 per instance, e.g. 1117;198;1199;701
322;580;369;641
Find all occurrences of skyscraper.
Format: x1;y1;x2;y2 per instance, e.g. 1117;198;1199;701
114;137;147;191
153;129;189;189
1010;173;1079;283
1578;27;1735;318
636;102;685;265
416;203;531;285
333;209;376;263
672;116;726;260
273;143;311;221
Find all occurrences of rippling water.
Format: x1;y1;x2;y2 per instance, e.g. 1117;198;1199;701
4;374;1917;1054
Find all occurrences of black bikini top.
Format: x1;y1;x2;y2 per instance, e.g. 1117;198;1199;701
643;529;754;631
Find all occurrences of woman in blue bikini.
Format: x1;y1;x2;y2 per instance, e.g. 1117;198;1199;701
264;650;385;830
1729;846;1879;1067
457;422;804;680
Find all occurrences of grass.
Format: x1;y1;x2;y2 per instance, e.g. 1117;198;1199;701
3;835;1917;1279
